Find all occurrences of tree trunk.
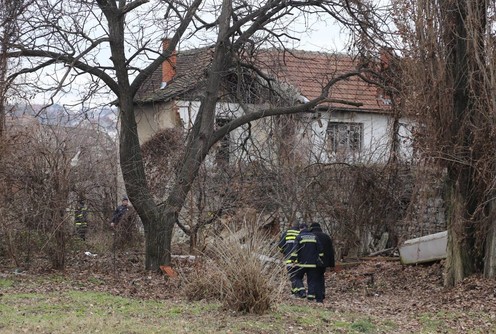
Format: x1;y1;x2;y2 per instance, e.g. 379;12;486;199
48;205;67;269
144;212;174;269
189;230;198;255
442;0;478;286
119;97;169;270
52;229;66;270
145;0;232;269
484;200;496;278
0;0;14;138
444;180;474;286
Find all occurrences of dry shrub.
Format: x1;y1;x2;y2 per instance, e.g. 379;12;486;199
182;222;285;314
181;259;224;301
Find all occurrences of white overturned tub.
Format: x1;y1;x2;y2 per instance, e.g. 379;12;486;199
399;231;448;265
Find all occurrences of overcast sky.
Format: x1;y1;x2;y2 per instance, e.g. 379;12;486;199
287;16;349;52
26;4;353;108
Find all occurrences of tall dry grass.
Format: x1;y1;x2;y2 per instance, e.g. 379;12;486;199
182;222;286;314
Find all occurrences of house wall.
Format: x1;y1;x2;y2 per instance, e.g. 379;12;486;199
135;101;179;144
141;100;416;167
175;100;274;166
304;110;414;164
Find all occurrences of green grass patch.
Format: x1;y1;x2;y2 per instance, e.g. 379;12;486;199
0;278;14;288
0;289;492;334
1;291;394;334
276;304;385;333
350;318;376;333
418;311;455;334
1;291;201;333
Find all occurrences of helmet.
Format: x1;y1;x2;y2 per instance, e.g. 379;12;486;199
309;222;321;231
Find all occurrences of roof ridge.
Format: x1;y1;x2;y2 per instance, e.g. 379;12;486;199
258;47;352;58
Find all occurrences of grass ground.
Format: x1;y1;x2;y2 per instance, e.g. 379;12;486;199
0;288;390;334
0;291;393;333
1;250;495;333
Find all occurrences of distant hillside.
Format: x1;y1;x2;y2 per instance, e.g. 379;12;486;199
7;103;118;137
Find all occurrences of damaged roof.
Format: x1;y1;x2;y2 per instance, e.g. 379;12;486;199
135;46;214;103
254;49;391;112
135;47;391;113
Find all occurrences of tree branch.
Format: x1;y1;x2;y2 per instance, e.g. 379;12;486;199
7;48;119;94
209;70;364;147
129;0;204;95
121;0;149;16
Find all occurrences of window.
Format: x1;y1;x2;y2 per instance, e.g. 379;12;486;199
327;122;363;154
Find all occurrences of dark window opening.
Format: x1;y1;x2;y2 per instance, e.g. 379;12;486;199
327;122;363;154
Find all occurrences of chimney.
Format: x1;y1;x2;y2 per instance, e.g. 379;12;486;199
379;47;393;71
161;38;177;87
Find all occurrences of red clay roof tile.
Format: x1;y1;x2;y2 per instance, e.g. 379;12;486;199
136;48;390;113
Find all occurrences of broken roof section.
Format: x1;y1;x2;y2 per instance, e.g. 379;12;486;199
254;49;391;112
135;46;214;103
135;46;391;113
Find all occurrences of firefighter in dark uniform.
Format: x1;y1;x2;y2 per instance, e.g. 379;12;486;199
111;196;130;227
110;195;138;248
75;200;88;241
309;222;335;303
278;223;301;296
290;223;324;301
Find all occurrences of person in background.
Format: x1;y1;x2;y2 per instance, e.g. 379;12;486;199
309;222;335;303
110;195;140;248
290;223;324;301
74;200;88;241
111;195;129;228
278;222;301;297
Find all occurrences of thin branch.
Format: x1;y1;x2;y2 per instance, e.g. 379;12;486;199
7;48;119;94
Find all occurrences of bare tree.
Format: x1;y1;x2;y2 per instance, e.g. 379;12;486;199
0;115;116;269
0;0;23;137
7;0;389;270
393;0;496;284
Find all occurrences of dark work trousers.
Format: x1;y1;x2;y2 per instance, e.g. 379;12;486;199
75;224;88;241
316;267;326;302
292;267;306;297
305;267;321;301
287;265;302;295
294;267;322;300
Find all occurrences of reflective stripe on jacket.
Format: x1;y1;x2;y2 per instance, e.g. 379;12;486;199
290;229;323;268
75;207;88;226
278;227;300;264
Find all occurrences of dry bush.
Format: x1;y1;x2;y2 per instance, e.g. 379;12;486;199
141;128;184;200
181;259;224;301
0;117;117;269
181;222;285;314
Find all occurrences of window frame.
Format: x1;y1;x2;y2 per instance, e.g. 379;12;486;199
326;121;364;154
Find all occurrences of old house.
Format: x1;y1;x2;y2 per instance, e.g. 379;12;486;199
134;42;414;166
132;41;426;255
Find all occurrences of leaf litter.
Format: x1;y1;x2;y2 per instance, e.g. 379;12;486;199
1;252;495;333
